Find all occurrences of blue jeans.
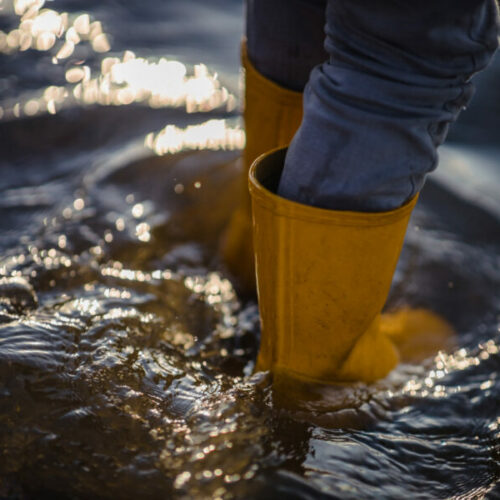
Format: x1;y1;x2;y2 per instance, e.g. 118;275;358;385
246;0;499;211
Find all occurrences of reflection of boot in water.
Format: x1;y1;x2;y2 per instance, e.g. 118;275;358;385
220;43;302;294
250;149;455;384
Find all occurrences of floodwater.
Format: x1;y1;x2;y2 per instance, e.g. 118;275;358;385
0;1;499;498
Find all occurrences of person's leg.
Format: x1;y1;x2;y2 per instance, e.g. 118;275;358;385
246;0;327;91
243;0;327;170
278;0;499;211
222;0;327;293
250;1;499;384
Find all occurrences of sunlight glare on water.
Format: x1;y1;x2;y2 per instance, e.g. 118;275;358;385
145;119;245;156
0;0;237;122
0;0;110;56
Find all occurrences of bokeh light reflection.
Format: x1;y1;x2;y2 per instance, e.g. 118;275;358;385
145;119;245;156
0;0;239;123
401;339;499;399
1;1;109;57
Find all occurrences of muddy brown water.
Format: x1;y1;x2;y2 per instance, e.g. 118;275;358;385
0;1;499;498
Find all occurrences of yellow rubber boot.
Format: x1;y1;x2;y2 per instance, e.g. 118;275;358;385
221;43;303;294
249;148;454;384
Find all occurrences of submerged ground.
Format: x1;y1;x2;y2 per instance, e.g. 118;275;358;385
0;1;499;498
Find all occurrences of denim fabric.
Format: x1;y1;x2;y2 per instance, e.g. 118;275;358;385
246;0;499;211
246;0;327;91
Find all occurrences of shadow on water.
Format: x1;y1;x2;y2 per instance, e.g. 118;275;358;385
0;1;499;498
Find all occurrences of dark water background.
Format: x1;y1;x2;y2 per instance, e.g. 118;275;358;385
0;1;499;498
